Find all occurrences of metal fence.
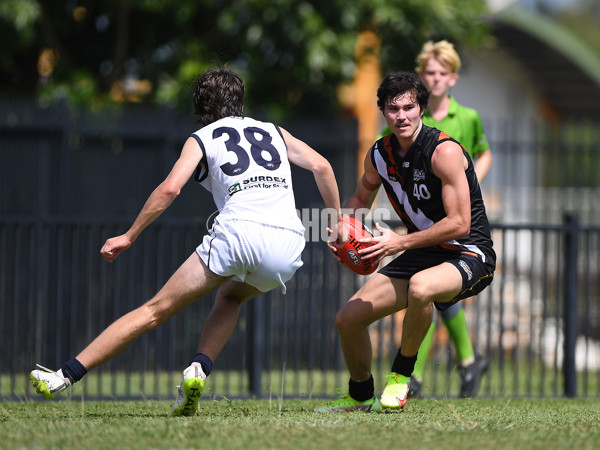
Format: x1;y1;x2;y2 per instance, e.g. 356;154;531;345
1;215;599;401
1;100;599;401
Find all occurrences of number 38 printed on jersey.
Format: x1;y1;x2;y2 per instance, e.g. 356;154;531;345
216;126;282;176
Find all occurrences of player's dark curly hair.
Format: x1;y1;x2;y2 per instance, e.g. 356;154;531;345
192;67;245;126
376;72;429;114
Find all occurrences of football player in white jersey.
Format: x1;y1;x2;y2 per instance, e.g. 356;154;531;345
30;67;343;416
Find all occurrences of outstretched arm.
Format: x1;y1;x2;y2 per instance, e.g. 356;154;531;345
280;127;342;227
101;137;203;262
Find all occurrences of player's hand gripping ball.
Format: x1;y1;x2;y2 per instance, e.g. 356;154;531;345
337;217;377;275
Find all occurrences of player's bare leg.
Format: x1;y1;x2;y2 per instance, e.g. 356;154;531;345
336;273;409;382
196;280;263;361
76;252;227;371
30;253;227;400
401;262;463;355
381;262;463;409
172;280;263;416
316;274;408;412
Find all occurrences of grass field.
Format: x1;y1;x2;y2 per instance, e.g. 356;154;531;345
1;397;599;449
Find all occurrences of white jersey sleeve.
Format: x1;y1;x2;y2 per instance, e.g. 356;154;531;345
191;116;304;233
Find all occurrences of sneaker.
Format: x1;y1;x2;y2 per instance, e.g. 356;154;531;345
171;363;206;416
380;372;409;409
459;354;490;398
29;364;72;399
315;391;382;413
407;375;422;399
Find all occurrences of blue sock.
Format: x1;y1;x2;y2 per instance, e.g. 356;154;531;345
61;358;88;383
190;353;213;376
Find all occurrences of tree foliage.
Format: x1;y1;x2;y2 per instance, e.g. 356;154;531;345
0;0;489;118
554;0;600;59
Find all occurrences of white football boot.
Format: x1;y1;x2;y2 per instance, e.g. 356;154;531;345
171;362;206;416
29;364;72;399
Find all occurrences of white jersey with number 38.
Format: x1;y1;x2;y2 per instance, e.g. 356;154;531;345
191;116;304;233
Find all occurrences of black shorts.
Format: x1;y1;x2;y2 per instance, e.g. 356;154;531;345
378;247;495;311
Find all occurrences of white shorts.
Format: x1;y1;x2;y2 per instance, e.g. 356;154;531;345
196;218;305;294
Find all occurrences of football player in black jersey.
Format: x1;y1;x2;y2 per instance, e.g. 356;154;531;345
318;72;495;413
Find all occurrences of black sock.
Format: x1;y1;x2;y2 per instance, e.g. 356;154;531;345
391;349;418;378
348;375;374;402
190;353;213;376
61;358;87;383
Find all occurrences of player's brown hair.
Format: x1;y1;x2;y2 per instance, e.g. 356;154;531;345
192;67;245;126
376;72;430;115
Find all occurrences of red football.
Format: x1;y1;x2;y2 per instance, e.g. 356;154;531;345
337;217;377;275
